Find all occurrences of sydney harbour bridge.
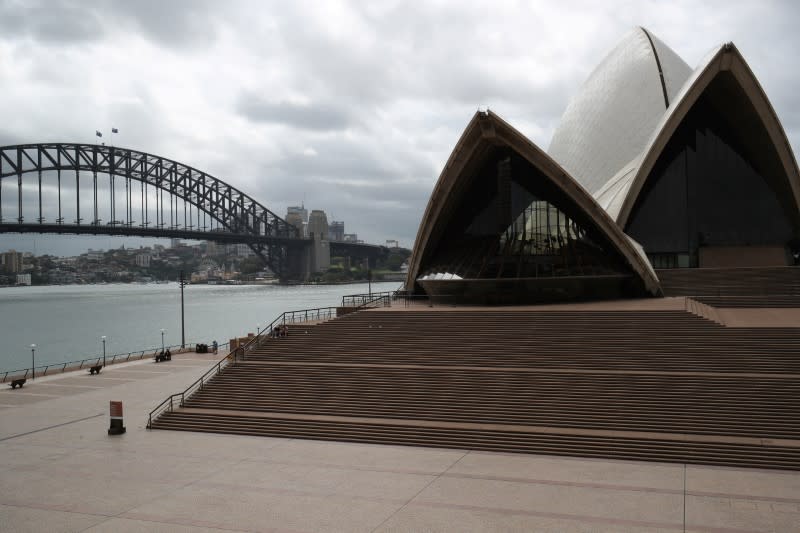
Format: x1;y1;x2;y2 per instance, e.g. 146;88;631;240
0;143;385;279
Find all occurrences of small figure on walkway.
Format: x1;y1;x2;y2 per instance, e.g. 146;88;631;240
164;348;171;361
212;340;218;354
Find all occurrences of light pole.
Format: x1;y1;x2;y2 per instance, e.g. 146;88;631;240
30;344;36;380
101;336;106;367
179;270;187;348
160;329;165;352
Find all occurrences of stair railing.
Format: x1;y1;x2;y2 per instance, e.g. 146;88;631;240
147;353;233;429
148;301;376;428
341;290;395;307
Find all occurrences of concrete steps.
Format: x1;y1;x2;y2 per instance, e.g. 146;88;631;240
657;266;800;297
694;295;800;308
150;308;800;469
154;411;800;470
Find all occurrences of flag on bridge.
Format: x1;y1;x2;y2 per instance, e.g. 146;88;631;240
95;131;102;137
111;128;118;133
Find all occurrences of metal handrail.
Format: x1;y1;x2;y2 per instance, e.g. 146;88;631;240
341;291;395;307
356;293;392;309
146;297;403;428
0;341;228;383
148;306;340;428
147;354;232;429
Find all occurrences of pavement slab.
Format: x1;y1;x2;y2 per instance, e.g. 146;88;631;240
0;352;798;532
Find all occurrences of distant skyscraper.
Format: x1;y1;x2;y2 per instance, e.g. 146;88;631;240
285;212;305;237
308;210;329;241
329;221;345;242
286;204;309;237
307;210;330;272
286;204;308;223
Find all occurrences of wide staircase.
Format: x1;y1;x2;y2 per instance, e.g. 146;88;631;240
657;265;800;300
149;307;800;469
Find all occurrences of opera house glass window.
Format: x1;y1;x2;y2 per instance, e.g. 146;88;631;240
421;151;629;280
626;74;797;267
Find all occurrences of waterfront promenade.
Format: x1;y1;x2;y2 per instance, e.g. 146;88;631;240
0;342;799;531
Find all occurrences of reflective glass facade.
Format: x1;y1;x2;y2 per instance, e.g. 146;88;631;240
626;73;798;267
420;150;631;279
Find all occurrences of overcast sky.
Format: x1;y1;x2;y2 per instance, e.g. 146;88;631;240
1;0;799;256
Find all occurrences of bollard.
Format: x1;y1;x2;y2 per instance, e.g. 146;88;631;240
108;401;126;435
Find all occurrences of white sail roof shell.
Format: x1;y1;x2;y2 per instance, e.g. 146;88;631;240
548;28;692;195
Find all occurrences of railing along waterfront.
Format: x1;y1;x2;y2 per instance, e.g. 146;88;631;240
0;341;227;383
147;297;392;428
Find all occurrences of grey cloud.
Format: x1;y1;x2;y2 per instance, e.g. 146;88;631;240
0;0;104;45
236;94;355;131
110;0;221;48
2;1;800;255
0;0;223;49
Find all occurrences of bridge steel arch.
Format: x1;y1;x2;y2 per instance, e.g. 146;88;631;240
0;143;305;277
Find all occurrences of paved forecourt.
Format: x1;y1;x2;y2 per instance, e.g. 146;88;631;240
0;350;799;532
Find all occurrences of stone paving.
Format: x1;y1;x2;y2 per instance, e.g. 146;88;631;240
0;352;799;532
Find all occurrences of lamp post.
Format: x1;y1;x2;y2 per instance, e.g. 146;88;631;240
179;270;187;349
101;336;106;367
160;329;165;352
30;344;36;380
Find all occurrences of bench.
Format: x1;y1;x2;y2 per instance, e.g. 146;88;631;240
10;378;26;389
89;365;102;375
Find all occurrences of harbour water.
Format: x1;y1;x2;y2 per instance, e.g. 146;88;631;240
0;281;398;372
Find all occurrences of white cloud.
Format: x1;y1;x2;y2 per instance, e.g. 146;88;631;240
0;0;798;253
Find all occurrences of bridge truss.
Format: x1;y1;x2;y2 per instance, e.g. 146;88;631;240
0;143;306;276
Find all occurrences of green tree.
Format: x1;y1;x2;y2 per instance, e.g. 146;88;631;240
384;253;406;271
239;256;265;274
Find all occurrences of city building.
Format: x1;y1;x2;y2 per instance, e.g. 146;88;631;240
285;212;305;237
343;233;360;243
329;221;345;242
15;273;31;286
135;253;151;268
226;243;255;258
286;204;308;237
86;249;104;261
307;209;330;272
286;204;308;223
385;239;399;248
407;28;800;304
1;250;23;273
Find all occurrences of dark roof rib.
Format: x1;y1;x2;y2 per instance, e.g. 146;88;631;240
641;27;670;108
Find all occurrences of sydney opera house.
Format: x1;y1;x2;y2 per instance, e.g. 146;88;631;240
407;27;800;304
150;28;800;478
